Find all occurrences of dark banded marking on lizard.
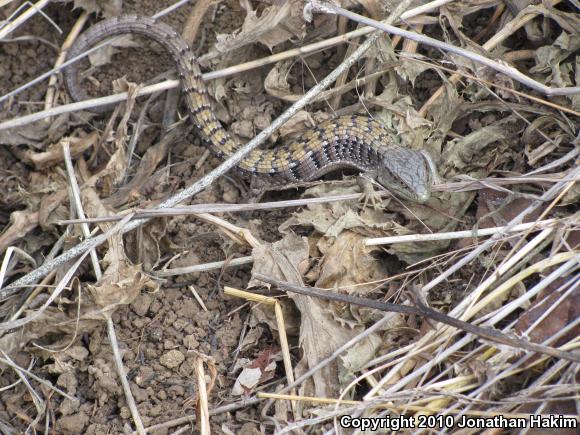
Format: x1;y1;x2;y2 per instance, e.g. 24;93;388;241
64;15;433;203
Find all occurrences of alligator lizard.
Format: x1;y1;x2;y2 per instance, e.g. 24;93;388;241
64;15;433;203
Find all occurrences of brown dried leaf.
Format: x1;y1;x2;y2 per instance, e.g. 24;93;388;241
0;114;80;147
293;292;364;399
80;186;113;224
0;307;102;356
278;111;315;138
474;190;543;230
514;288;579;347
95;81;141;196
373;84;433;151
264;60;293;99
231;347;280;395
79;187;157;312
124;218;166;270
316;231;387;296
440;124;507;178
396;55;431;86
103;125;178;207
215;1;304;53
279;189;363;238
249;300;300;337
531;32;580;89
249;233;308;289
280;182;459;264
86;262;151;312
0;210;39;254
84;238;153;313
260;203;415;397
423;80;460;151
16;133;98;170
39;188;69;229
315;230;404;325
249;233;362;399
73;0;122;17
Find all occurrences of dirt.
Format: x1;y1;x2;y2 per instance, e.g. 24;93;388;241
1;0;578;434
0;2;261;434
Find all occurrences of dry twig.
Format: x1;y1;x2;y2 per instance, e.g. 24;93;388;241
307;0;580;96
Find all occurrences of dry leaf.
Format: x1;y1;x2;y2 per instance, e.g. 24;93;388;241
73;0;122;17
0;210;39;254
17;133;98;170
215;1;304;53
264;60;294;99
316;231;387;296
231;347;280;395
514;288;580;347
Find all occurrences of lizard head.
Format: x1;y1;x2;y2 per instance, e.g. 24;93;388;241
376;148;433;203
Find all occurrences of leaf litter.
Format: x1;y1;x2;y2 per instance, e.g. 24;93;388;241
0;0;579;433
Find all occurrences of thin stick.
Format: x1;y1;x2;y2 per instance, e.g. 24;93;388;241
188;285;208;311
365;218;560;246
0;247;15;290
0;3;390;299
307;1;579;96
419;0;563;116
0;352;77;402
62;141;102;280
156;256;253;277
0;79;179;130
133;397;261;434
194;358;210;435
253;273;580;363
0;0;193;107
224;286;296;415
0;0;452;131
0;0;52;40
57;190;390;225
152;0;193;19
257;392;575;419
44;11;89;111
0;213;133;329
194;213;262;248
55;171;577;226
418;165;580;296
107;318;146;435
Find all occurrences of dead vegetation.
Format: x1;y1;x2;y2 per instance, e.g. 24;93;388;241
0;0;579;433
